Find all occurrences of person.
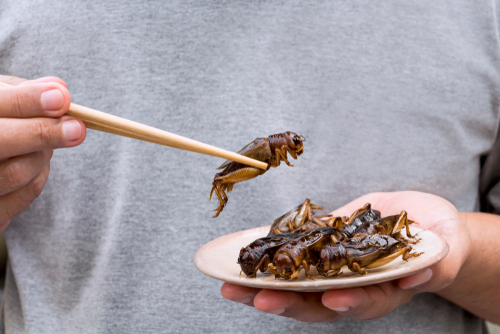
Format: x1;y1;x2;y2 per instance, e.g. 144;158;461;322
0;1;499;333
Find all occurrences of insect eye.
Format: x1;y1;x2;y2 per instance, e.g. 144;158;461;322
285;267;291;273
317;262;324;269
293;138;300;145
247;261;253;267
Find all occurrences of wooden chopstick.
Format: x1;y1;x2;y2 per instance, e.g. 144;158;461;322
0;82;268;170
83;120;166;146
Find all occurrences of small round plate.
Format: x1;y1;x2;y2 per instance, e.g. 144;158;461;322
194;226;449;292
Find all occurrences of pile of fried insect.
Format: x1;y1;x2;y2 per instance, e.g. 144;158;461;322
238;199;423;280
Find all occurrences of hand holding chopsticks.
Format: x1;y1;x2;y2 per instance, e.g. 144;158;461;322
0;81;268;170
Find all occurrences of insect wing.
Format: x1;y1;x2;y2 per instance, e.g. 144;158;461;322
267;203;303;235
258;233;298;251
217;138;271;169
371;215;399;235
299;227;334;247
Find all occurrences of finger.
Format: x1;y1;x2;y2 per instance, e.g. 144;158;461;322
0;116;86;159
254;289;342;323
417;218;470;292
399;268;434;290
19;76;68;88
0;162;50;230
221;283;260;306
0;75;27;86
400;251;464;293
322;282;416;320
0;150;53;196
0;82;71;118
0;75;68;88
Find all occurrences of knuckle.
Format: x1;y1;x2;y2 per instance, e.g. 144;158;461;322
27;172;47;199
31;119;56;147
9;90;25;118
0;162;29;191
438;270;457;289
0;75;25;86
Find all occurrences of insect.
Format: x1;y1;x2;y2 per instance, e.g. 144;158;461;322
266;207;421;280
339;203;381;236
352;211;418;240
237;233;299;278
309;203;381;238
267;227;335;280
315;209;422;277
210;132;305;218
267;199;324;236
316;234;423;277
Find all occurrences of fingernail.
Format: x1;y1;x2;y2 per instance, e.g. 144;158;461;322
402;268;433;289
329;306;349;313
41;89;64;111
233;295;253;304
267;308;285;315
62;120;82;141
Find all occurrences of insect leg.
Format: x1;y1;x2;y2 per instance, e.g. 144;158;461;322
289;268;302;280
322;269;342;277
402;245;424;260
302;260;314;280
298;198;312;225
219;184;229;204
347;203;371;224
310;204;326;212
332;216;345;229
256;254;271;274
364;245;422;269
392;211;417;239
271;227;281;235
273;147;293;167
351;262;367;275
312;217;327;227
280;145;298;160
214;167;264;185
278;146;294;167
211;181;226;218
330;235;340;243
213;207;223;218
209;182;218;201
267;263;281;278
391;211;406;238
313;215;335;227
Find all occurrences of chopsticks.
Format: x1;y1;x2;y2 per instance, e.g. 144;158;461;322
0;82;268;170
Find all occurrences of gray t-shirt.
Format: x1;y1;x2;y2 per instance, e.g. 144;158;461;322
1;1;499;333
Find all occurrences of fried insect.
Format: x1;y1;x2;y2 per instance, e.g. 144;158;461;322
267;207;422;280
210;132;305;218
299;202;380;237
352;211;418;240
316;234;423;277
264;204;382;280
237;233;299;277
267;227;335;280
315;209;422;277
332;203;381;238
267;198;324;236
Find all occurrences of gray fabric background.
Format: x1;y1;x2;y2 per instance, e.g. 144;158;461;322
0;0;499;333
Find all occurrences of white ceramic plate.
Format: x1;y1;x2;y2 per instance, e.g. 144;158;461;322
194;225;449;292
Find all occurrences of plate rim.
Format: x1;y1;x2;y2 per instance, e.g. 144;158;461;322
194;225;449;291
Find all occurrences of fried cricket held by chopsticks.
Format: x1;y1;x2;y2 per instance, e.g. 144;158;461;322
209;131;305;218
